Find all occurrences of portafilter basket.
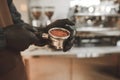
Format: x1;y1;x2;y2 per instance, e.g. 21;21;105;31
48;27;70;50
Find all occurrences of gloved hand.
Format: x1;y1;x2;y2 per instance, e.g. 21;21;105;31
45;19;75;52
3;19;75;52
3;23;41;51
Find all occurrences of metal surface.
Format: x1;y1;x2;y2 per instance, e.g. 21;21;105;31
48;28;70;50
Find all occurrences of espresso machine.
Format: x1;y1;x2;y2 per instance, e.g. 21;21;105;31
69;0;120;47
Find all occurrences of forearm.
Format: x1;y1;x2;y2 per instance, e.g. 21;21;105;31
7;1;46;41
8;3;24;24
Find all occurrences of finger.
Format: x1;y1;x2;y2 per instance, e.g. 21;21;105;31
63;43;73;52
61;19;74;25
63;37;75;52
47;19;74;27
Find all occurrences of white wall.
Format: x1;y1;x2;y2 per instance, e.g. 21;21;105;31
13;0;71;22
13;0;29;23
30;0;70;20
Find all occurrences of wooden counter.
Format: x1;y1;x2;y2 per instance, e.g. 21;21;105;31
21;45;120;80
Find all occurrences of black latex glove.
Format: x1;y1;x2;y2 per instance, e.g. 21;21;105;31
3;23;40;51
45;19;75;52
34;27;49;46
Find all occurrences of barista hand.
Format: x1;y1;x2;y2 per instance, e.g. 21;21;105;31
3;23;46;51
3;19;75;52
45;19;75;52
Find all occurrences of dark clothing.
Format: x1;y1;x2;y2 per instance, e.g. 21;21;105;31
7;0;24;24
0;50;27;80
0;0;24;48
7;0;12;7
0;0;27;80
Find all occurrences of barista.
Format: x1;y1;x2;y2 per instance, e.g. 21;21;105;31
0;0;75;80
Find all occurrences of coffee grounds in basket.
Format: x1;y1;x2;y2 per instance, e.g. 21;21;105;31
50;29;69;37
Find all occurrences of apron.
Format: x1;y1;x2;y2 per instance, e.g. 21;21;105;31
0;0;28;80
0;50;27;80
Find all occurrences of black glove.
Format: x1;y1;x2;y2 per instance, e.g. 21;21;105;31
34;27;49;46
3;23;41;51
45;19;75;52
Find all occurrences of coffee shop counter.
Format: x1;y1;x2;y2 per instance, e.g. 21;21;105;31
21;45;120;80
21;45;120;58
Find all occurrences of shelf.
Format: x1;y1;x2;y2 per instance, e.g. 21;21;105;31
74;13;120;16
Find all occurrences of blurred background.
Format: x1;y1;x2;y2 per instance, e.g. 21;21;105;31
13;0;120;47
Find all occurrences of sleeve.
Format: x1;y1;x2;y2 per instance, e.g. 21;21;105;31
8;3;24;24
